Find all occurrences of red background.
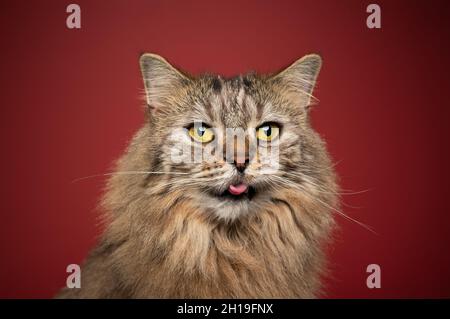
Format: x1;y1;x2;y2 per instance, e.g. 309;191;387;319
1;0;450;298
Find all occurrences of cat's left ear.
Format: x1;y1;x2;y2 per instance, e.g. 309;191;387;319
271;54;322;108
139;53;189;112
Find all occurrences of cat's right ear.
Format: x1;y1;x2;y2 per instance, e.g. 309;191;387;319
271;54;322;108
139;53;189;112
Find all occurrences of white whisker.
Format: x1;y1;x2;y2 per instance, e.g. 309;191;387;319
268;174;377;235
71;171;189;183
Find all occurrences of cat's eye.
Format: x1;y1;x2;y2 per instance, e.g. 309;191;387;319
188;124;214;143
256;123;280;142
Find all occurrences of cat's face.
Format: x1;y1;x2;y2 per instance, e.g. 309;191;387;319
140;54;326;220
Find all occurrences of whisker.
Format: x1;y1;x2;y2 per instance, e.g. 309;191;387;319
313;188;372;196
284;171;372;195
341;201;363;209
314;197;378;235
268;174;377;235
71;171;190;183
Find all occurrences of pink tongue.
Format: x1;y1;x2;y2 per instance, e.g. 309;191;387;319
228;183;248;195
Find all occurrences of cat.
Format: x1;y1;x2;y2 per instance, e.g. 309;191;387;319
57;53;338;298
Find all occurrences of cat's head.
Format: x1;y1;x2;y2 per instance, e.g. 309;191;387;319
138;53;331;220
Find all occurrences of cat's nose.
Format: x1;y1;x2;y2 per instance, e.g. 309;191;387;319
233;156;249;173
223;133;250;172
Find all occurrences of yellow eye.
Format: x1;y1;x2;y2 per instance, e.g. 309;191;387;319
256;123;280;142
188;125;214;143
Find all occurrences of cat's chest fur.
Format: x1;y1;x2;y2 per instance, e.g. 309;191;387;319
100;188;333;298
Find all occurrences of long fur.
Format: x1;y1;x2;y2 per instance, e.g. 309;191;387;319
57;54;338;298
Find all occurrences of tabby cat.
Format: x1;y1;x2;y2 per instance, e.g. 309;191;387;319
57;53;338;298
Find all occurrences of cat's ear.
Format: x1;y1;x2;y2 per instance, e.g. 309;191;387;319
139;53;189;112
272;54;322;108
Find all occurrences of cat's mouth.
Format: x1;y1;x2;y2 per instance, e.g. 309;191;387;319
215;183;256;201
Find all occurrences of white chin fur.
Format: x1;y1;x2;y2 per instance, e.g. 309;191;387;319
199;194;252;221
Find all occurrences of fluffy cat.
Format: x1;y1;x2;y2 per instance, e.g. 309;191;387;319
57;53;338;298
